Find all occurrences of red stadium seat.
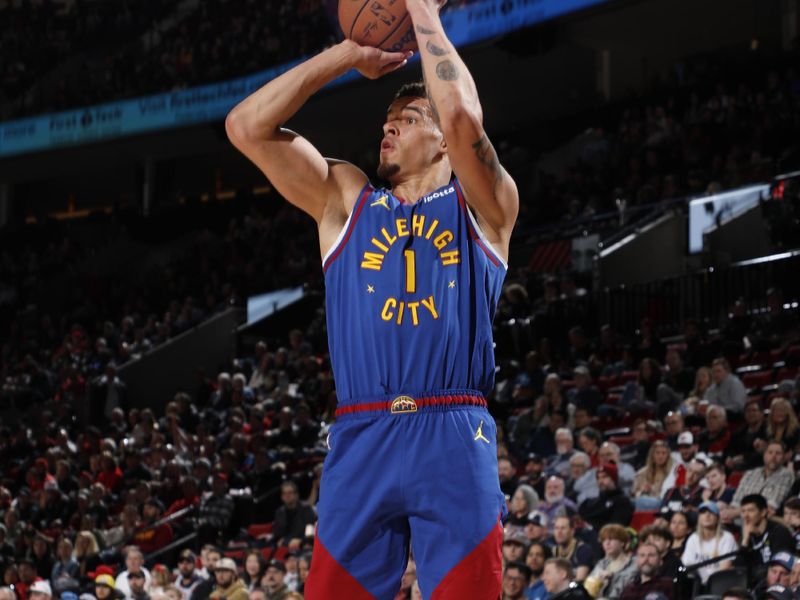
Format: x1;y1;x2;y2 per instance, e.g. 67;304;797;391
631;510;657;531
597;375;618;392
273;547;290;562
609;435;634;447
247;523;273;539
727;471;744;487
788;345;800;363
742;370;773;390
619;371;639;385
224;550;245;561
777;367;799;382
260;548;274;561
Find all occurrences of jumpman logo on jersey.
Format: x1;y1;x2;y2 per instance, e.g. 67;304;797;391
474;420;490;444
370;195;391;210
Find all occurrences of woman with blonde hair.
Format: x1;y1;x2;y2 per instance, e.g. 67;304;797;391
73;530;101;582
632;440;674;510
585;524;637;600
681;367;712;414
681;501;737;585
767;397;800;452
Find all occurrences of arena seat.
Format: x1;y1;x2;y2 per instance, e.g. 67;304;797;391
630;510;657;531
247;523;273;539
619;370;638;384
726;471;744;487
742;370;773;389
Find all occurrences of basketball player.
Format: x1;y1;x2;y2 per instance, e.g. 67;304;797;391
226;0;518;597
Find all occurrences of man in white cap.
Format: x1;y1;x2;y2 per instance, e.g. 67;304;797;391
211;558;247;600
29;580;52;600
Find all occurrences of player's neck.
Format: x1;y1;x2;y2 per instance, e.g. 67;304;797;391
390;165;452;205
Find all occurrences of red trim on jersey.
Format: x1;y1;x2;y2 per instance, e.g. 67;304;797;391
335;393;487;418
323;184;372;273
452;181;502;268
429;517;503;599
305;537;373;600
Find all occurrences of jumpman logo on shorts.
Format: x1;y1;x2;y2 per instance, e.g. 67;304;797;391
474;420;490;444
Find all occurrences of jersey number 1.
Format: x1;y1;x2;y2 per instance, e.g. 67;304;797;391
404;250;416;294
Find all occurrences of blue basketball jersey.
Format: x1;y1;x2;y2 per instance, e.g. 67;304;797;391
322;179;507;404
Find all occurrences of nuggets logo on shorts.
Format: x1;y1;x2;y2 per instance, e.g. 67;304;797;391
390;395;417;414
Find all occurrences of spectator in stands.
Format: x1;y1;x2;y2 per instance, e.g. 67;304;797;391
547;429;577;479
539;477;578;527
620;419;651;470
569;367;602;416
551;515;594;582
210;558;247;600
566;452;597;505
622;358;662;414
241;550;265;593
577;428;603;468
681;501;738;585
271;482;316;551
132;498;173;555
668;511;693;558
190;547;221;600
662;411;684;450
149;565;172;596
89;362;128;426
127;571;150;600
50;537;79;593
753;552;796;599
116;548;151;599
662;458;706;513
705;358;747;416
174;549;203;599
730;441;794;516
525;542;551;600
618;543;674;600
28;581;52;600
682;366;712;414
507;485;540;536
585;524;637;600
501;561;530;600
701;462;735;507
259;560;289;600
198;473;235;545
657;349;695;417
541;558;591;600
696;405;731;461
502;534;528;565
0;589;14;600
633;441;674;509
579;463;633;530
782;498;800;553
766;398;800;451
518;453;546;498
639;525;682;580
524;511;549;545
726;399;768;471
736;494;794;583
597;442;635;495
499;457;519;497
531;410;568;459
94;574;119;600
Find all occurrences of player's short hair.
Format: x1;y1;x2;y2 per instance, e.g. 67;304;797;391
393;81;427;101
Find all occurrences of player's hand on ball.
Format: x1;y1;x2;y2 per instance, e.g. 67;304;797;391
346;40;413;80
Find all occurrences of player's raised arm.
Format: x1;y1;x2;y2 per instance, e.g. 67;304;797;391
405;0;519;260
225;40;410;224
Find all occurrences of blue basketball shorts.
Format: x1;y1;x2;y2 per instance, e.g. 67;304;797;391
304;392;506;600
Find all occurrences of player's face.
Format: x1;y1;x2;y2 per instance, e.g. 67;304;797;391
379;97;444;182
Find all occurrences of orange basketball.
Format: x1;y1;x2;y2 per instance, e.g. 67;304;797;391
338;0;418;53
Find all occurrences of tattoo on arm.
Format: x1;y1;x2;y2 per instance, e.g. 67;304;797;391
425;40;449;56
415;25;438;35
435;60;458;81
472;134;504;198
